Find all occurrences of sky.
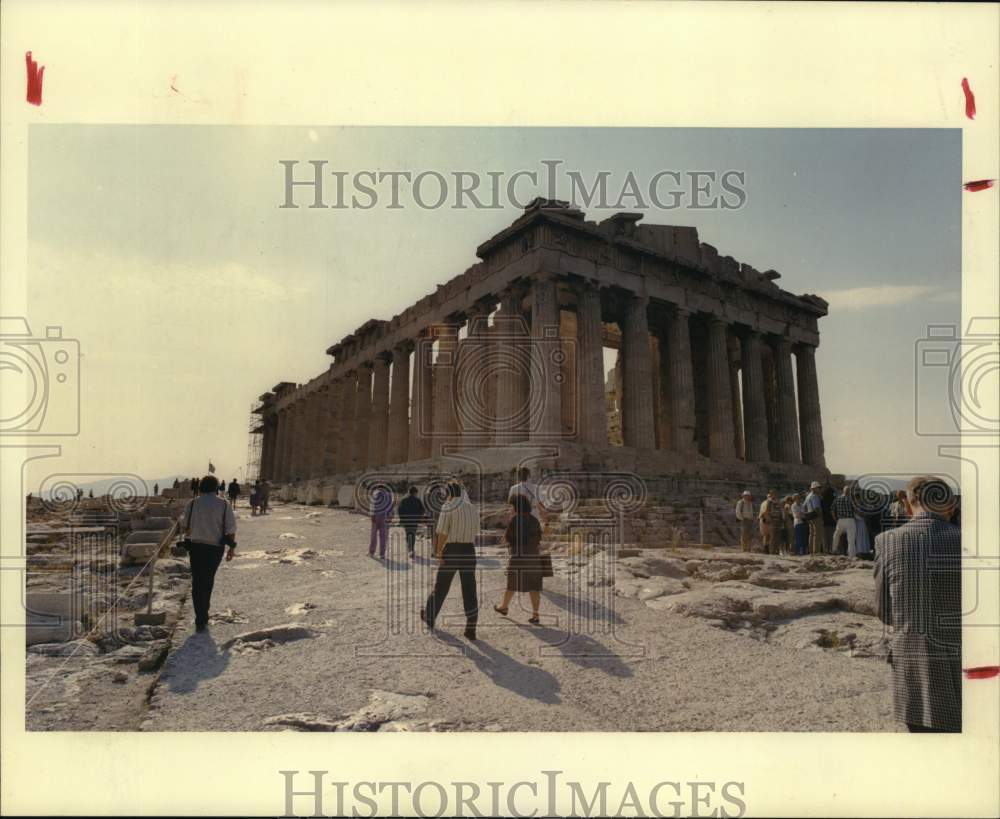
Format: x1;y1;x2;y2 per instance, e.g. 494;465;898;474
22;126;961;491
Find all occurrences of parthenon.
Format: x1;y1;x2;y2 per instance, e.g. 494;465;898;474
252;199;830;502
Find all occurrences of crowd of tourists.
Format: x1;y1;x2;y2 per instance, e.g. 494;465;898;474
734;480;960;559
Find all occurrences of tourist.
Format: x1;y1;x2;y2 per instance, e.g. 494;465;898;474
735;490;755;552
180;474;237;632
259;480;271;514
249;482;260;516
854;491;872;558
397;486;426;558
508;467;547;529
368;486;393;560
820;484;836;554
888;490;909;529
758;489;783;555
421;480;480;640
494;494;545;624
874;475;961;733
153;482;159;496
831;482;857;556
803;481;825;554
191;477;200;497
782;495;796;557
790;493;809;555
219;480;225;496
227;478;241;508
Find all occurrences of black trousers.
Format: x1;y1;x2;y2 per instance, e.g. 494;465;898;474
404;525;418;552
424;542;478;629
189;544;225;626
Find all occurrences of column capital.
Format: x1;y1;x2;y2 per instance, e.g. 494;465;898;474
393;338;415;355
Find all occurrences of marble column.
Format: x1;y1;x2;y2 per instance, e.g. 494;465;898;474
705;317;737;459
368;354;391;467
386;342;412;464
575;282;608;446
273;409;288;481
433;321;460;454
740;330;771;462
559;309;578;439
620;293;656;450
761;345;780;461
322;379;343;475
304;391;323;478
259;416;275;481
338;372;357;473
495;285;530;442
286;400;304;481
772;339;802;463
456;305;490;447
409;332;434;460
530;274;562;442
664;307;697;453
795;344;826;468
354;363;373;471
728;336;745;459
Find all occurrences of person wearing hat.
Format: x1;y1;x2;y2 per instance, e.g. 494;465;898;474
803;481;826;554
734;490;756;552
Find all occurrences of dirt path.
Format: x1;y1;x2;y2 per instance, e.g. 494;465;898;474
141;502;896;732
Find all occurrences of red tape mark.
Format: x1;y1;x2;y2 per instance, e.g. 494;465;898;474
964;179;996;192
961;77;976;120
963;666;1000;680
25;51;44;106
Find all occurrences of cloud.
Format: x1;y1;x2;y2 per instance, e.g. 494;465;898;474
818;284;956;310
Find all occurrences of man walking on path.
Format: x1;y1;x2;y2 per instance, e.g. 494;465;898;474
397;486;426;558
180;475;237;632
368;486;394;559
227;479;241;509
874;475;961;733
421;481;480;640
735;490;755;552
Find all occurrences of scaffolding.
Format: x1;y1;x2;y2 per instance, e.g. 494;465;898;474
245;400;264;484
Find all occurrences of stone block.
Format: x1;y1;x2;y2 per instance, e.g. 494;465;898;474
142;517;173;530
125;531;162;545
25;592;87;645
337;485;356;508
125;542;158;560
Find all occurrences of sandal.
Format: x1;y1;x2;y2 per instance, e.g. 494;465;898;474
528;615;540;625
493;605;509;616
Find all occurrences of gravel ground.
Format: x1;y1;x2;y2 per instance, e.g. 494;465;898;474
140;501;897;732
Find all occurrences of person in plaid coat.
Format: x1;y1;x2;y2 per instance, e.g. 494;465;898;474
874;475;962;732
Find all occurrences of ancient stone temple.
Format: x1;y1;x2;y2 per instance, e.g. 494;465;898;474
251;200;830;504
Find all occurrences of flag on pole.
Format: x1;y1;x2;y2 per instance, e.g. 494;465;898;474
208;460;216;474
